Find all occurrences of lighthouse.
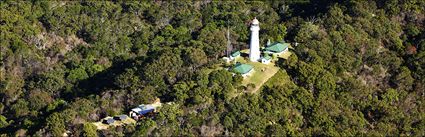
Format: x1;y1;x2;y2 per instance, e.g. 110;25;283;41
249;18;261;62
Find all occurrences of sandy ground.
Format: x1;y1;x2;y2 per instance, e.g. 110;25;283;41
92;116;136;130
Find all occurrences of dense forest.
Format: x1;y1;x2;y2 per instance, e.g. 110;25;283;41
1;0;424;136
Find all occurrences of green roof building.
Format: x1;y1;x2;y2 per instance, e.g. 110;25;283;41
230;51;241;57
263;55;271;60
230;51;241;58
265;42;289;53
261;54;272;64
233;63;253;75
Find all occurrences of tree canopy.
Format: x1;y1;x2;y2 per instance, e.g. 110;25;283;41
0;0;424;136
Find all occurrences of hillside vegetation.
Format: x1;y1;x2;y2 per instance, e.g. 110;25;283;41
1;0;424;136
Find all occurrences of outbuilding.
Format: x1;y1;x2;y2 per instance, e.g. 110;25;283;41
114;115;128;121
261;55;272;64
233;63;254;77
264;42;289;56
229;51;241;60
130;105;155;118
103;118;115;125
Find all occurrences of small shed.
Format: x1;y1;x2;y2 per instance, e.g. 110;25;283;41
103;118;115;125
230;51;241;60
114;115;128;121
233;63;254;77
129;104;160;119
261;55;272;64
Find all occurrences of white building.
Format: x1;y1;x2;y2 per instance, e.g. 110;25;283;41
233;63;254;78
229;51;241;60
264;42;289;57
261;56;272;64
249;18;261;62
129;100;162;120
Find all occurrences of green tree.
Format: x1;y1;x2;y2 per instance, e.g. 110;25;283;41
198;25;227;58
46;113;66;137
69;99;95;120
183;47;208;69
29;72;65;94
27;90;53;110
382;88;399;104
393;67;414;91
315;70;336;92
209;70;234;99
114;69;140;89
67;67;89;83
285;54;298;69
10;99;29;117
144;50;183;86
172;82;190;103
0;115;9;128
83;123;98;137
132;119;156;136
223;116;233;129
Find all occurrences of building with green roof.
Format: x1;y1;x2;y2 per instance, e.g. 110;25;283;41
233;63;254;77
264;42;289;54
261;55;272;64
230;51;241;60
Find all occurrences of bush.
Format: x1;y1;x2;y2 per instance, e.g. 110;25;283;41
247;83;256;89
67;67;89;83
83;123;98;137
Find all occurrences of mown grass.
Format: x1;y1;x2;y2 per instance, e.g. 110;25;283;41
214;50;292;94
238;58;280;93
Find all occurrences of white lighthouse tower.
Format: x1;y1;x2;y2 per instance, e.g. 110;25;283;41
249;17;261;62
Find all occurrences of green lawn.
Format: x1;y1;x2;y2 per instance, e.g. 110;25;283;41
277;51;292;60
235;57;280;93
214;51;292;94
